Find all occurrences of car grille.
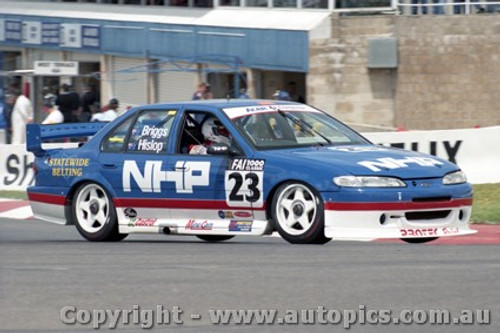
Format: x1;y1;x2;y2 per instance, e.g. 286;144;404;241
405;210;451;221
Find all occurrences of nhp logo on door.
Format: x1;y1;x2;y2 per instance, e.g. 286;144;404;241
123;160;210;193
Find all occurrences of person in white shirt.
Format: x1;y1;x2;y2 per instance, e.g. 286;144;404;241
9;89;33;144
91;98;119;122
41;94;64;125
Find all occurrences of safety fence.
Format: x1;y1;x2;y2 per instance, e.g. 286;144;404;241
15;0;500;14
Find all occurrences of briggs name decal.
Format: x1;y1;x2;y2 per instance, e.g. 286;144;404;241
123;160;210;193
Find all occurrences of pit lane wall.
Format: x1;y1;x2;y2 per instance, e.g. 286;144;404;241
0;126;499;191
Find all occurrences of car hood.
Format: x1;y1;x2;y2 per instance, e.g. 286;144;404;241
259;145;458;179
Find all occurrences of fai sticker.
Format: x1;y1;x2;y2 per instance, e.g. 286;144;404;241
225;159;264;208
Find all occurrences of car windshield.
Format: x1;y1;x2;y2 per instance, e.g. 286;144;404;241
225;105;370;149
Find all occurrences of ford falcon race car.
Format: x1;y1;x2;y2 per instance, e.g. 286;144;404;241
26;100;475;244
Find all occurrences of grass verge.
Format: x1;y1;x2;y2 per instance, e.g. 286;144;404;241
470;184;500;224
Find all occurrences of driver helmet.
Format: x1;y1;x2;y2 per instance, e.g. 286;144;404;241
202;116;231;145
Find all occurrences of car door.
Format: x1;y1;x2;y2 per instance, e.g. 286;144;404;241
98;108;178;223
168;109;230;223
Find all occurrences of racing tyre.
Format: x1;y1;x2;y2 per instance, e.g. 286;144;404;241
401;237;438;244
271;182;331;245
73;182;128;242
196;235;234;242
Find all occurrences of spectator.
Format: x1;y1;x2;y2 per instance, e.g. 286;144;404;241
192;82;213;100
56;83;80;123
287;81;305;103
80;84;99;122
454;0;483;14
433;0;445;15
9;88;33;144
41;94;64;125
238;88;250;99
91;98;119;122
272;90;291;101
3;93;13;144
411;0;428;15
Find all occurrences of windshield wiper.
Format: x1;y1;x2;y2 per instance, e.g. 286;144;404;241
277;110;333;146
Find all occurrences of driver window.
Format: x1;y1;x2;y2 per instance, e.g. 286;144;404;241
178;111;233;155
127;109;176;154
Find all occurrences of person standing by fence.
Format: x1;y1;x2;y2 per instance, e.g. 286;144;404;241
8;88;33;144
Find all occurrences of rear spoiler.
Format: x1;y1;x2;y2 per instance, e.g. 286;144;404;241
26;122;108;157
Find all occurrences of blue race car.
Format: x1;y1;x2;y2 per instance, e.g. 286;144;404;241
26;100;475;244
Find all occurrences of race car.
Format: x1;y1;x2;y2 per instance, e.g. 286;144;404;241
26;100;475;244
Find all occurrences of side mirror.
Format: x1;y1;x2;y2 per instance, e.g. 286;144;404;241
207;144;240;156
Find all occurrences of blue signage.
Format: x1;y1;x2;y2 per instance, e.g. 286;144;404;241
82;25;100;49
42;22;60;45
5;20;22;42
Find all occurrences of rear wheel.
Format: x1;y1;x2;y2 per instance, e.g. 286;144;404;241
73;182;127;242
401;237;438;244
196;235;234;242
271;182;331;244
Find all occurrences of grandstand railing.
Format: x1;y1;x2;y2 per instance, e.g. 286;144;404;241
7;0;500;14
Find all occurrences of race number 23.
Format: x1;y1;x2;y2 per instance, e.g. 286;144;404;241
225;171;263;208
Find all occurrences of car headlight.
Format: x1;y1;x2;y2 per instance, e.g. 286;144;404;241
333;176;406;188
443;171;467;185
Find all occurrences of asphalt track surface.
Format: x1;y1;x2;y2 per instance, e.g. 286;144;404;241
1;218;499;333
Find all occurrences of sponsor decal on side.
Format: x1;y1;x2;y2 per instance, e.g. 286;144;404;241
442;227;460;235
234;211;252;218
229;220;253;232
124;208;137;218
222;104;320;119
218;210;234;219
400;227;461;237
127;217;157;227
47;157;90;177
134;218;157;227
225;159;265;208
123;160;210;193
185;219;213;231
228;159;265;171
400;228;437;237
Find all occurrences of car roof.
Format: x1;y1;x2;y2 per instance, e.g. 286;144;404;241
141;99;302;110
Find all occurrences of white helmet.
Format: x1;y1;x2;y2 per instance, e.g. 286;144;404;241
202;116;231;145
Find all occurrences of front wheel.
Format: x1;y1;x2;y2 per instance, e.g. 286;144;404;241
73;182;127;242
271;182;331;244
401;237;438;244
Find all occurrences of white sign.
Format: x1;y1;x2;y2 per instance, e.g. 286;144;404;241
22;21;41;44
0;144;35;191
364;126;500;184
34;61;79;76
60;23;81;48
